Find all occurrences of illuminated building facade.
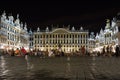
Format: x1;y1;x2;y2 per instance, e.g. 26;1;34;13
99;19;118;45
31;26;89;53
88;32;96;52
0;11;29;50
94;18;118;52
29;29;33;50
1;11;120;54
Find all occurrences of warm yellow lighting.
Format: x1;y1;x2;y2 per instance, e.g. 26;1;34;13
41;48;44;51
25;47;29;51
0;45;4;49
93;46;103;52
30;48;33;51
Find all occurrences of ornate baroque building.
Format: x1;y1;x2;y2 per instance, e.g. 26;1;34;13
30;26;89;53
1;11;120;53
0;11;29;50
29;18;119;53
93;18;118;52
88;32;96;53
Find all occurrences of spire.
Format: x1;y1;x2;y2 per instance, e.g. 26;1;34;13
100;28;103;33
24;22;27;27
68;25;70;29
80;26;83;31
113;17;117;22
95;33;99;39
17;14;19;19
2;11;6;16
72;26;75;31
37;27;40;32
111;18;116;28
96;33;99;36
20;22;23;29
15;14;20;26
29;28;32;34
90;32;95;39
1;11;6;21
46;26;49;32
8;14;14;24
105;19;110;29
24;23;27;31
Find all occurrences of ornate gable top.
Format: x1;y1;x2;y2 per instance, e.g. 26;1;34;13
80;26;83;31
29;29;32;34
46;27;49;32
52;28;70;33
24;23;27;31
37;27;40;32
105;19;110;29
72;26;75;31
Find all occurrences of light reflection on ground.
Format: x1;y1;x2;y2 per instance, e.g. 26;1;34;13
0;56;120;80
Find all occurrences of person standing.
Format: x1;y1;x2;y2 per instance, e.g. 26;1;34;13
109;45;113;56
15;48;20;56
115;45;120;57
11;48;15;56
81;46;85;56
106;45;110;56
102;46;106;56
21;46;27;56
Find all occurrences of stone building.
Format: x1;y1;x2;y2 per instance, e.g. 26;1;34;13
0;11;29;50
30;26;89;53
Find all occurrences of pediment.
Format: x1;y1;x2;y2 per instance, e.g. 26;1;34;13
52;28;70;33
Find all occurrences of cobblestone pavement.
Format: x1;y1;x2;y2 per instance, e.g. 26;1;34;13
0;56;120;80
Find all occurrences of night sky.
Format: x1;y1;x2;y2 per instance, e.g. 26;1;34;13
0;0;120;33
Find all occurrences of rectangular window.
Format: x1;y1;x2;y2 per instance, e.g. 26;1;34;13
35;35;36;38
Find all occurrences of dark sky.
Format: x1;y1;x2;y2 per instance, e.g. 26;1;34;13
0;0;120;33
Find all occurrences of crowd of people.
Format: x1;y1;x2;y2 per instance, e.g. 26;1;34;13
0;46;27;56
90;45;120;57
0;45;120;57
